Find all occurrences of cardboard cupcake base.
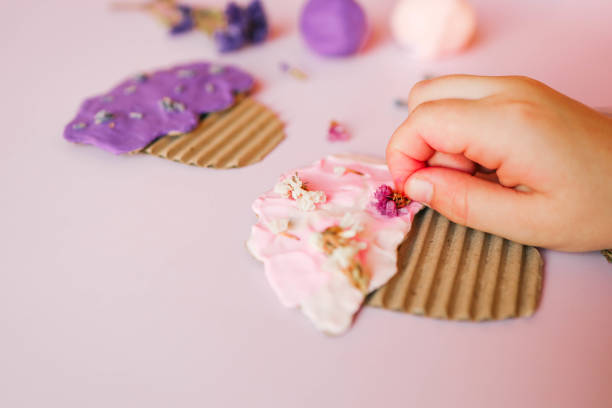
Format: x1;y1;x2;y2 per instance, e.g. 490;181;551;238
144;97;285;168
367;208;543;321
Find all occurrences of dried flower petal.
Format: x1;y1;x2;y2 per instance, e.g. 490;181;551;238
213;0;268;53
310;221;370;292
267;218;289;234
177;69;195;78
333;166;346;176
279;62;308;80
328;120;350;142
373;184;410;217
170;5;195;35
245;0;268;43
159;96;185;113
274;173;326;211
94;110;114;124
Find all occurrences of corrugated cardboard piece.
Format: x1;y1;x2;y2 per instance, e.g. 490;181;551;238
367;208;543;321
144;97;285;168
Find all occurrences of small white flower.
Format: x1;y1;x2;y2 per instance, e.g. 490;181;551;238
329;246;359;270
309;190;326;204
339;213;363;238
296;197;315;211
310;232;325;251
274;173;303;198
275;173;326;211
333;166;346;176
267;218;289;234
296;190;326;211
274;181;291;197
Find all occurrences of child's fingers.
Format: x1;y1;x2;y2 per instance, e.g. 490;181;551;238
386;98;508;190
408;75;509;111
404;167;536;244
427;151;476;174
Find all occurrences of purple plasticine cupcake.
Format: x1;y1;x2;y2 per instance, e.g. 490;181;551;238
64;62;254;154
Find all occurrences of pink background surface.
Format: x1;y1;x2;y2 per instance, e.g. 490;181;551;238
2;0;612;407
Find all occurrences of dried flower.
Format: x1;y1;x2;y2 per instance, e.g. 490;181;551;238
177;69;195;78
205;82;216;93
267;218;300;240
310;217;369;292
245;0;268;43
159;96;185;113
279;62;308;80
94;110;114;124
213;0;268;53
338;213;363;238
333;166;346;176
274;173;326;211
133;73;148;83
328;121;350;142
124;85;137;95
209;64;225;74
373;185;410;217
129;112;143;119
72;122;87;130
214;25;245;52
267;218;289;234
333;166;363;176
169;5;196;35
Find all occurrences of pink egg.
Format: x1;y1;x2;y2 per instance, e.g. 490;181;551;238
390;0;476;59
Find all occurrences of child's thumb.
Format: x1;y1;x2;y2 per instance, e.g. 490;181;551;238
404;167;531;240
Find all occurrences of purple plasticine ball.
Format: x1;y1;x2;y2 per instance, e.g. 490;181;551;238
299;0;368;57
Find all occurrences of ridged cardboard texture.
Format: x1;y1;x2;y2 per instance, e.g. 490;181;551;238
367;208;543;321
144;97;285;168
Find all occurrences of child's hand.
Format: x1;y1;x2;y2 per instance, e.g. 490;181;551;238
386;75;612;251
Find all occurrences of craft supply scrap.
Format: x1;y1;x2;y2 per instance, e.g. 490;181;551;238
112;0;268;52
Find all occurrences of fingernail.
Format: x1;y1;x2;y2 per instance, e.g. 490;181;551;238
406;177;433;204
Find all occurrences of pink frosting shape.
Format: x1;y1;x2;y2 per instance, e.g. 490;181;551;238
247;155;423;335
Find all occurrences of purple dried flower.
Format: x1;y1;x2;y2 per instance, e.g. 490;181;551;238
170;5;195;35
214;25;245;52
374;184;393;201
225;2;246;25
373;185;410;217
214;0;268;52
245;0;268;43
